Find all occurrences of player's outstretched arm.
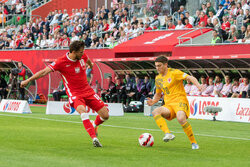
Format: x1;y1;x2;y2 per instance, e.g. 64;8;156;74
186;75;202;91
20;67;52;88
147;92;161;106
87;58;93;69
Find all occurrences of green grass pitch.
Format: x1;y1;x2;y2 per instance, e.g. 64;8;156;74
0;106;250;167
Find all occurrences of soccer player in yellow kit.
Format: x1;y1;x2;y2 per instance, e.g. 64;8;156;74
147;56;201;149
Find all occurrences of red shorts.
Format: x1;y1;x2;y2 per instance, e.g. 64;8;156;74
70;93;105;112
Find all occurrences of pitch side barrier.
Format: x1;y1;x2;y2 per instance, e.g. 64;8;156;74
46;101;124;116
144;96;250;123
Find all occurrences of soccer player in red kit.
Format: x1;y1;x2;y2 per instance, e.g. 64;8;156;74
21;41;108;147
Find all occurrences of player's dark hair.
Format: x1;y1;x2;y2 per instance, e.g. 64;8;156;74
155;56;169;64
69;41;85;53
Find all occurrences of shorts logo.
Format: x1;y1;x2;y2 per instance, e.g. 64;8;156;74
190;99;198;116
63;102;76;114
75;67;80;73
167;78;172;83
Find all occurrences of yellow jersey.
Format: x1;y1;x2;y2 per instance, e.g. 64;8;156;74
155;68;189;103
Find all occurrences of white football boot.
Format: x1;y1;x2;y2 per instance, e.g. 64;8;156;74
191;143;199;150
93;138;102;147
163;133;175;142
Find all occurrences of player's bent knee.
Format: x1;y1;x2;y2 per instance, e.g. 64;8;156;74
152;108;160;116
76;105;87;114
102;112;109;120
176;111;186;124
97;106;109;120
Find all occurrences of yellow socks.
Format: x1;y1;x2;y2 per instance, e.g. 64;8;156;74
154;115;170;133
182;122;197;144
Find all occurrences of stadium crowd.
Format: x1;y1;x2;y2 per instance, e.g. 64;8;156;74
0;0;249;103
0;0;249;50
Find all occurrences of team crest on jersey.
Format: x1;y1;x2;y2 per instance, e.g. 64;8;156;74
167;78;172;83
75;67;80;73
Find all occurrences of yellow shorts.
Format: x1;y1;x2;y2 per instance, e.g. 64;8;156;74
163;99;190;121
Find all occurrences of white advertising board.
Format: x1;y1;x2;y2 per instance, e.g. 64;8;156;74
46;101;124;116
144;96;250;123
0;99;32;114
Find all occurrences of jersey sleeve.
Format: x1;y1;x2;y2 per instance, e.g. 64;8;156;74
155;77;162;94
48;59;62;72
82;53;89;63
174;69;189;80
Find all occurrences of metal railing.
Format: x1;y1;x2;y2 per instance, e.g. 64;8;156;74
177;28;207;45
127;1;170;18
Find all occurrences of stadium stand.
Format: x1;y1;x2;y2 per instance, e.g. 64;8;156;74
0;0;249;50
0;0;249;101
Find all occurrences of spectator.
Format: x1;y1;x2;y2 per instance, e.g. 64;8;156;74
47;34;55;48
208;11;219;24
232;77;249;98
62;9;69;21
150;15;160;29
101;76;116;103
86;64;93;85
221;16;231;31
194;10;201;27
213;75;232;97
199;76;208;95
211;30;222;44
230;78;240;97
52;80;67;101
238;25;246;39
178;5;186;15
189;83;200;96
145;22;152;30
207;18;214;28
96;38;107;48
225;25;240;43
110;76;125;103
184;80;192;95
202;77;214;96
185;11;195;26
206;2;216;15
199;11;208;27
167;21;176;29
139;76;152;104
175;20;185;29
243;24;250;43
122;74;134;106
118;31;128;44
236;9;245;30
212;75;224;95
71;32;79;42
216;4;225;20
242;0;250;15
40;35;48;49
60;34;70;48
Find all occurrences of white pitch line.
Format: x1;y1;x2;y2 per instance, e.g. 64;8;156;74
1;113;250;141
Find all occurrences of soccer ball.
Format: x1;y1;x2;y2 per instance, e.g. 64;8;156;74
138;133;154;147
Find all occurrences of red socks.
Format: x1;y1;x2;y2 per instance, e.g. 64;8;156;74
81;113;96;139
82;119;96;139
94;115;105;126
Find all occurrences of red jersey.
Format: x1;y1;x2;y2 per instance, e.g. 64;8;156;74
184;24;193;28
48;52;95;103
